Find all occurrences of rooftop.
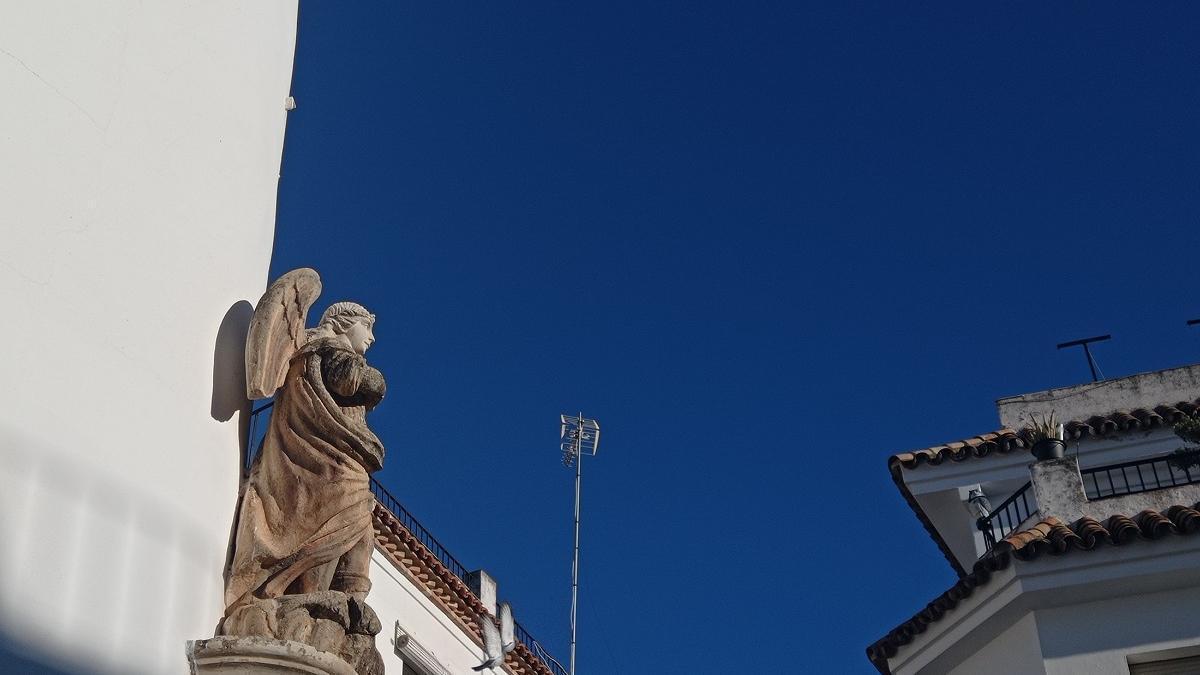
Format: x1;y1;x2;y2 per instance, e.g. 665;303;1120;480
888;363;1200;576
893;363;1200;472
870;363;1200;673
866;502;1200;674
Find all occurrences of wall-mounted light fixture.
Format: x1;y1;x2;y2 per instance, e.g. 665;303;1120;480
394;621;451;675
966;488;992;520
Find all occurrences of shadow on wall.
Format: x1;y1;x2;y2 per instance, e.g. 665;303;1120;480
211;300;253;455
0;430;223;674
210;300;254;597
0;634;87;674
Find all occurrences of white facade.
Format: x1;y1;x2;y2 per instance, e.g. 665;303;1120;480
371;552;491;675
948;613;1041;675
892;537;1200;675
0;1;297;672
0;5;559;675
876;365;1200;674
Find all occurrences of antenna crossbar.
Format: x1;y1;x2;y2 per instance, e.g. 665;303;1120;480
1056;334;1111;383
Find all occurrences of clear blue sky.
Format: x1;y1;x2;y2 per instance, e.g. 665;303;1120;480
269;4;1200;672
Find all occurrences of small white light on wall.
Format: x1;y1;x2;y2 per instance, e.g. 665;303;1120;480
285;96;297;111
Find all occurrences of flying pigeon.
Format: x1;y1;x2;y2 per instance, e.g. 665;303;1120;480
473;601;517;671
499;601;516;654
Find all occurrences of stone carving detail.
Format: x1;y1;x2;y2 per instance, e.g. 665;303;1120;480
219;268;386;674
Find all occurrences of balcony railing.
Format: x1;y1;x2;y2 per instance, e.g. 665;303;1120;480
1082;452;1200;500
976;450;1200;553
246;402;568;675
978;481;1035;551
517;623;570;675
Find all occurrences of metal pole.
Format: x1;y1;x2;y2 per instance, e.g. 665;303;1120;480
569;413;583;675
1056;335;1110;383
1083;343;1099;382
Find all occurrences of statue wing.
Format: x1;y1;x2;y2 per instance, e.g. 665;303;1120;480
245;267;322;399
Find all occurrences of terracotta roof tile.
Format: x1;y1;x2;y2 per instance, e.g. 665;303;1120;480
867;503;1200;674
371;504;558;675
892;398;1200;472
891;431;1025;470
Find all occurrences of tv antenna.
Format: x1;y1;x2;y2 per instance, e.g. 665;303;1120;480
1056;334;1110;382
560;412;600;675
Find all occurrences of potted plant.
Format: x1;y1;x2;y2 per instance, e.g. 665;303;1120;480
1168;415;1200;472
1025;412;1065;461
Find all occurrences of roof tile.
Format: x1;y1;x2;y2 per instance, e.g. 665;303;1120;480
371;504;559;675
893;398;1200;471
867;502;1200;674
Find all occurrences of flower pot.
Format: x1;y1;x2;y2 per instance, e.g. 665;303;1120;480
1031;438;1066;461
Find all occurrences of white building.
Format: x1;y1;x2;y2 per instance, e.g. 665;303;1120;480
0;4;562;674
869;364;1200;674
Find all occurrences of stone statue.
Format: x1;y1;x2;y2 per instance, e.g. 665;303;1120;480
215;268;387;674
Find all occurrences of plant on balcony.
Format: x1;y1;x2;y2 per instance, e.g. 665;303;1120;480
1023;412;1065;461
1168;415;1200;472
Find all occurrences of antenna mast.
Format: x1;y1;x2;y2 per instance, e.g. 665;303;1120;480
560;412;600;675
1056;334;1111;382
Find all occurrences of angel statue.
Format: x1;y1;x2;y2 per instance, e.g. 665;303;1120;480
220;268;387;675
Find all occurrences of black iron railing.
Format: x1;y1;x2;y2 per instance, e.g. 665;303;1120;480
978;482;1036;551
977;450;1200;551
368;476;471;582
245;402;567;675
516;622;570;675
1082;453;1200;500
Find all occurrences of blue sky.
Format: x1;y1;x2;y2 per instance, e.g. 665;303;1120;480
269;3;1200;672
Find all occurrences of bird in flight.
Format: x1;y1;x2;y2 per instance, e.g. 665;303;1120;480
473;602;516;671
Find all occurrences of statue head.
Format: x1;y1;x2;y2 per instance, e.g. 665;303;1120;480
314;302;376;354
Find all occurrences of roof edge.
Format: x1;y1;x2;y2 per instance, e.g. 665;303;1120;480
887;457;967;578
866;504;1200;673
371;503;558;675
891;398;1200;474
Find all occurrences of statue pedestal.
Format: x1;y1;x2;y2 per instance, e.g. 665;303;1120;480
186;636;357;675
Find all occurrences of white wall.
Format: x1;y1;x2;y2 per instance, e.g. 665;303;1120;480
368;550;488;675
894;538;1200;675
948;612;1044;675
997;364;1200;431
1038;586;1200;675
0;2;297;672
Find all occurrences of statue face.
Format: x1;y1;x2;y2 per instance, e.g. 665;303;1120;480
343;321;375;355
